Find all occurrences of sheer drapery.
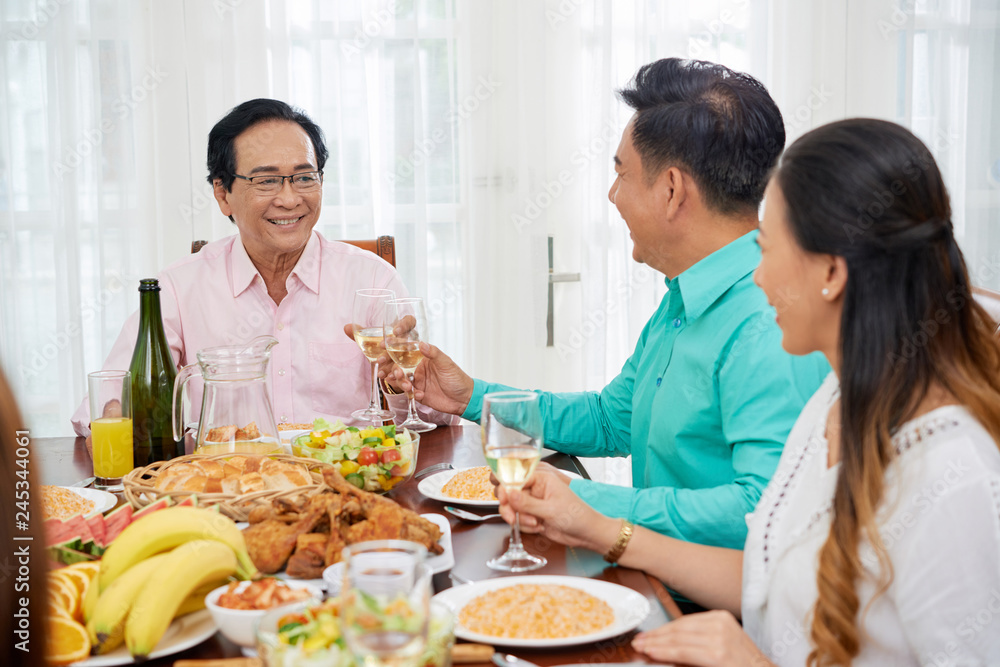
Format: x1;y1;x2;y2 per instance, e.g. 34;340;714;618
1;1;997;460
0;0;465;435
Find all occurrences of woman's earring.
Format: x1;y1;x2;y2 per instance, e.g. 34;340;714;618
821;288;830;296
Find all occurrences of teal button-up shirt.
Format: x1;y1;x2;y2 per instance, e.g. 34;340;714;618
463;231;828;549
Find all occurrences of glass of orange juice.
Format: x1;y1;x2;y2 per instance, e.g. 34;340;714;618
88;370;134;490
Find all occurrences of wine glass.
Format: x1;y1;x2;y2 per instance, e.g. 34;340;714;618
340;540;431;667
352;288;396;424
384;297;436;433
481;390;547;572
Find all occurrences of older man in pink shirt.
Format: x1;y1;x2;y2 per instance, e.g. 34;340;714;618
72;99;449;435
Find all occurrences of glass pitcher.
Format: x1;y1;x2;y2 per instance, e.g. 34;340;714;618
172;335;281;455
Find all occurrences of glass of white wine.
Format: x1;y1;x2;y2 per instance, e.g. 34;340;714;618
341;540;431;667
384;297;436;433
352;288;396;424
482;390;547;572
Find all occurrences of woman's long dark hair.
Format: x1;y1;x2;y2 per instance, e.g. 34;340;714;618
775;119;1000;666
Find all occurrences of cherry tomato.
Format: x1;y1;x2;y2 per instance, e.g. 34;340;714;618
389;465;404;477
358;447;379;466
381;448;402;464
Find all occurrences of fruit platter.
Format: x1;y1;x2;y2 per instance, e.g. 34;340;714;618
46;505;258;665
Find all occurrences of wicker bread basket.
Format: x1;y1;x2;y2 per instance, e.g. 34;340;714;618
122;452;335;522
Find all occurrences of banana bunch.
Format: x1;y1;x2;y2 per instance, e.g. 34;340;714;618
85;507;258;658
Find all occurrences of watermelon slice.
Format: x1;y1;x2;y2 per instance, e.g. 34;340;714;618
61;515;95;547
48;538;97;565
45;517;75;546
131;497;174;522
174;495;198;508
103;503;133;545
84;513;107;548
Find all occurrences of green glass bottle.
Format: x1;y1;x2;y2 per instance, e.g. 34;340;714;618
129;279;180;466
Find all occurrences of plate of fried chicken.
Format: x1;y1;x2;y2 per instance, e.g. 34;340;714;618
239;466;453;587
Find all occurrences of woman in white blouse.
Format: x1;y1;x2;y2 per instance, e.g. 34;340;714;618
499;118;1000;665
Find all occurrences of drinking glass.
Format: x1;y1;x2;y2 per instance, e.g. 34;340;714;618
481;391;546;572
352;288;396;424
384;297;435;433
341;540;431;667
88;370;134;490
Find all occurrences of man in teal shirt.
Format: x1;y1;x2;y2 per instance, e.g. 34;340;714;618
396;58;828;550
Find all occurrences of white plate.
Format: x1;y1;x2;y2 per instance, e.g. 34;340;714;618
237;512;453;591
418;467;581;507
433;575;650;648
53;486;117;517
70;609;216;666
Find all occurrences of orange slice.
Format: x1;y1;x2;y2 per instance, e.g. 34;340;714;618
48;576;79;619
65;561;101;579
54;568;90;597
46;597;72;620
46;615;91;666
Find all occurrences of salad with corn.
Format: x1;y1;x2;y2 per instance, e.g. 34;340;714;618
291;418;417;492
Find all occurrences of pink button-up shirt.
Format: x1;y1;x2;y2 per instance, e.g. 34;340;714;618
72;232;451;435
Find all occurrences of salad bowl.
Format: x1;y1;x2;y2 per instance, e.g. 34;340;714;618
291;418;419;493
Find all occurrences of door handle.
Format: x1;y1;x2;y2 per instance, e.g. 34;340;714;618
547;236;581;346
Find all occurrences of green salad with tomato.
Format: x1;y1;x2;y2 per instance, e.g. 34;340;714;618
260;599;350;667
291;418;417;493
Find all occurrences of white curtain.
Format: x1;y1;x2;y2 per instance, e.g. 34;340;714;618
0;0;465;435
1;0;998;462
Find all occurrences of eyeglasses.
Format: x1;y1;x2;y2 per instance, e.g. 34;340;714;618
233;170;323;195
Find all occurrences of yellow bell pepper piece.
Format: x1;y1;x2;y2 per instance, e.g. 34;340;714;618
339;460;360;475
381;438;396;448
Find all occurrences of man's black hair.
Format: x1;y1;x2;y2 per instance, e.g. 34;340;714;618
618;58;785;216
206;98;328;191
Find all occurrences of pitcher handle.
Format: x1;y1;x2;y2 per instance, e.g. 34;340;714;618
172;363;199;442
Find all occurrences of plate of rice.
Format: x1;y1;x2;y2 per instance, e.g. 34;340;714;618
41;485;117;520
418;466;581;507
433;575;650;647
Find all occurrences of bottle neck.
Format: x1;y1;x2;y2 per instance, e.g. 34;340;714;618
136;289;169;347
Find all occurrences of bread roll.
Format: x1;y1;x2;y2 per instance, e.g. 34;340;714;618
241;472;266;494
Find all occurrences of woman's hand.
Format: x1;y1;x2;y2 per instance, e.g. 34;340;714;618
495;469;615;551
631;610;774;666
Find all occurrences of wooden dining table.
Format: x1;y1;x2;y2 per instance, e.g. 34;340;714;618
37;425;681;665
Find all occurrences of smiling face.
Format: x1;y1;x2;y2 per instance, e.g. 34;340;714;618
608;116;667;267
213;120;322;266
753;182;841;356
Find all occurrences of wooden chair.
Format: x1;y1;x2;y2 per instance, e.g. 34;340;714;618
191;235;396;267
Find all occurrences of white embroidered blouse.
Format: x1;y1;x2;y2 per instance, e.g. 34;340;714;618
742;373;1000;665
